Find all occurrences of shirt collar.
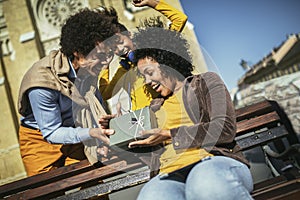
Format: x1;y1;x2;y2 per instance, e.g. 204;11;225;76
68;57;77;79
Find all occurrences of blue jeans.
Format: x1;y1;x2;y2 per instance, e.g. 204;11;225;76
137;156;253;200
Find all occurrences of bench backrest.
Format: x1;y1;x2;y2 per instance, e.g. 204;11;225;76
235;100;298;151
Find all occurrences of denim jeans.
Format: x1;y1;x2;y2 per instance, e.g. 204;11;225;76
137;156;253;200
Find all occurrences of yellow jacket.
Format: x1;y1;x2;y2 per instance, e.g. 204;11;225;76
99;0;187;110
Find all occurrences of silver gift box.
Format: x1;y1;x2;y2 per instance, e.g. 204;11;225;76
109;106;157;150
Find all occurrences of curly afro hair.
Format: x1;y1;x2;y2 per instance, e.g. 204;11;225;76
132;25;194;80
60;8;118;58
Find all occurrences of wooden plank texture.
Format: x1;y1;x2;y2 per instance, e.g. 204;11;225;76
54;169;150;200
235;100;274;122
4;160;145;200
236;111;280;135
0;159;92;198
252;177;300;200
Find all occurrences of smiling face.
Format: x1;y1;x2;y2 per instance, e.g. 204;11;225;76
114;33;135;57
137;57;183;97
73;42;114;76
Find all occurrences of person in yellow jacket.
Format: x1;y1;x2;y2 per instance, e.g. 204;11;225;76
99;0;187;112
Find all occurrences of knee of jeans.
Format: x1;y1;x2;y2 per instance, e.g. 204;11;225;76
187;166;229;190
186;160;253;200
137;177;185;200
137;183;156;200
186;169;241;200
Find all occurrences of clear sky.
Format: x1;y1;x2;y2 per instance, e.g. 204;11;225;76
180;0;300;91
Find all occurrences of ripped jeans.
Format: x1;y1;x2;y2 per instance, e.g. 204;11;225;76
137;156;253;200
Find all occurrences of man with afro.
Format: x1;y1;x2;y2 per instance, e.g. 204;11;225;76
18;8;118;176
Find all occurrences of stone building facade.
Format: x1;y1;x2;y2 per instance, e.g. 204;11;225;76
235;33;300;139
233;33;300;183
0;0;206;185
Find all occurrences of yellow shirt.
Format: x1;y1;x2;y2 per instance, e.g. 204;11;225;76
98;0;188;111
99;65;136;101
156;88;213;174
155;0;188;32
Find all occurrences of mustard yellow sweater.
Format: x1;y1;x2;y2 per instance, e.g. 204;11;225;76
156;88;213;174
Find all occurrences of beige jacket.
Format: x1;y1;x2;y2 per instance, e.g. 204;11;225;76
18;50;104;164
18;50;87;116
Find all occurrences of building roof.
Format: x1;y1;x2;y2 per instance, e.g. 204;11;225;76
238;33;300;87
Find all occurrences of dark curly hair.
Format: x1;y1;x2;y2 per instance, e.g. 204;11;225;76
96;6;131;37
132;26;194;80
60;8;118;58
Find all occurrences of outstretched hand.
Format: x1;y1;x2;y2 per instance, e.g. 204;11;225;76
128;128;171;148
88;114;116;145
89;127;114;146
93;114;116;158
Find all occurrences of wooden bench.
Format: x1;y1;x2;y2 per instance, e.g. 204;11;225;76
0;99;299;199
252;175;300;199
0;154;148;199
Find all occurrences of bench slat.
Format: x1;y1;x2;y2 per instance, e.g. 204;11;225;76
236;125;288;151
236;111;280;135
251;177;300;200
54;169;150;200
5;160;145;200
0;159;92;198
0;156;125;198
253;175;288;193
235;100;274;122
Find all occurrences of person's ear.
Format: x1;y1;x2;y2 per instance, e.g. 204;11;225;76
73;52;85;61
73;51;80;58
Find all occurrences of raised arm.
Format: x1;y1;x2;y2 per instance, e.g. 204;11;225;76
133;0;188;32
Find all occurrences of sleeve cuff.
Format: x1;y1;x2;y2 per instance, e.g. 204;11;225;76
170;128;181;149
77;128;92;142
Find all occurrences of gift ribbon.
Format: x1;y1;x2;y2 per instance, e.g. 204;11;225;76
128;108;145;140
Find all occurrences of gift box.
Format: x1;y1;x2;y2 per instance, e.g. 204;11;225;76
109;106;157;151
